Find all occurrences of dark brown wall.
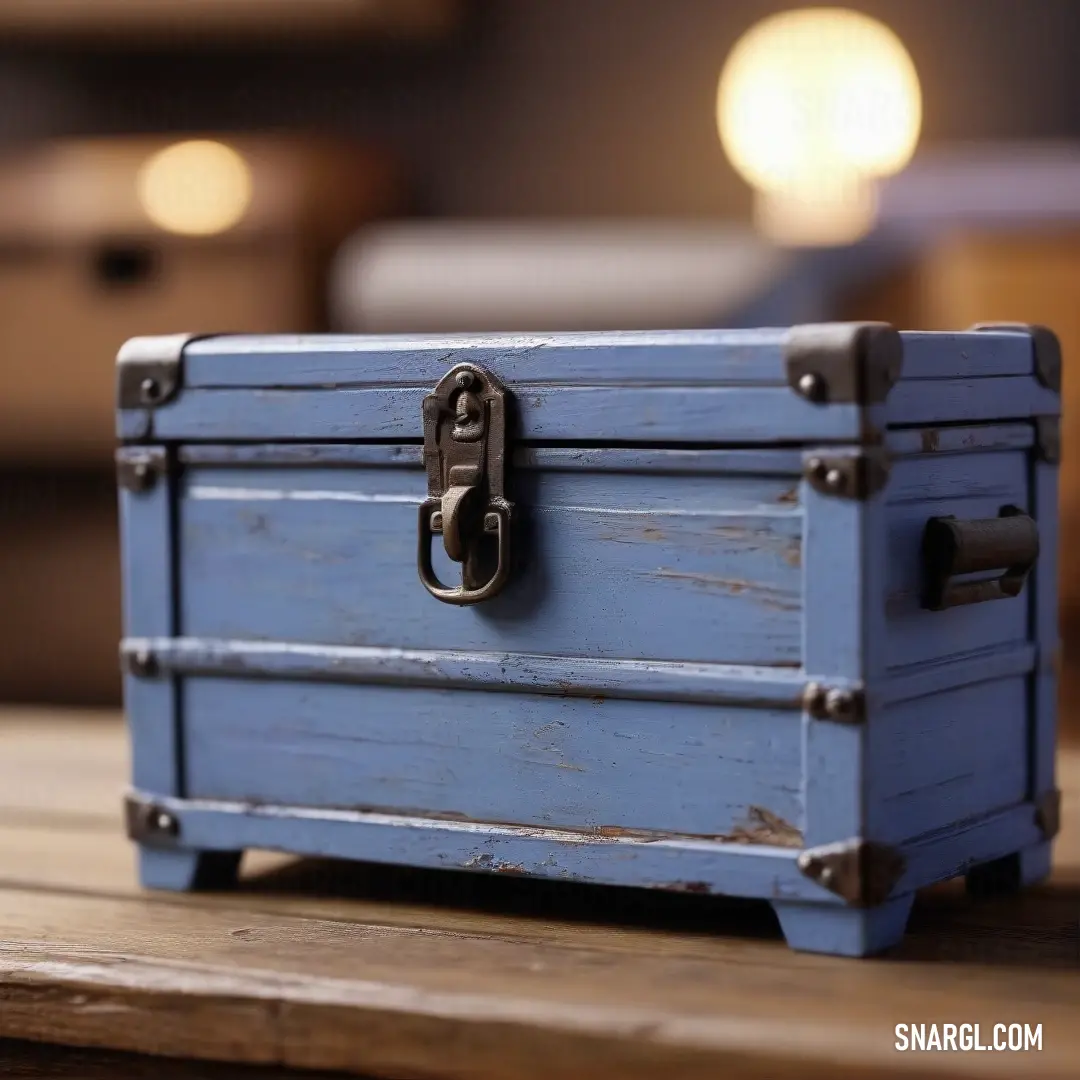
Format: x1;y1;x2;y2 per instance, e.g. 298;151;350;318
0;0;1077;218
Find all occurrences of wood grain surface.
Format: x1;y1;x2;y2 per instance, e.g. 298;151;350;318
0;1038;344;1079
0;707;1078;1079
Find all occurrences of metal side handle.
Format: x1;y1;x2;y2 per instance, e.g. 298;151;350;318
921;506;1039;611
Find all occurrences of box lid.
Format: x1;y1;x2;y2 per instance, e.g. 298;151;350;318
116;324;1060;447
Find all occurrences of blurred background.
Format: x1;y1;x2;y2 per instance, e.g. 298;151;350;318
2;0;1080;733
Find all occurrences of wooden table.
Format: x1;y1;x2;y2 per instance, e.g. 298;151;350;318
0;709;1078;1079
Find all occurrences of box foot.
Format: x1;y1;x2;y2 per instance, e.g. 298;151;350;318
137;846;243;892
771;894;914;957
965;841;1052;897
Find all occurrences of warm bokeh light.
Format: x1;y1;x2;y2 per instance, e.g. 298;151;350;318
136;140;253;237
754;172;879;247
717;8;921;245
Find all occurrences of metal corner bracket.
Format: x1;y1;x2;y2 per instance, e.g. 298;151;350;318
116;447;169;493
803;682;866;724
117;332;212;411
1035;416;1060;464
803;447;891;500
1035;789;1061;840
124;792;181;845
119;639;160;678
970;322;1062;394
785;322;904;406
797;838;906;907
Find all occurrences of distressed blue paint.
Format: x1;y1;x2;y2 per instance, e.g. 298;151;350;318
771;895;914;958
181;329;796;387
132;790;832;903
800;456;875;848
896;802;1046;894
122;637;807;708
117;450;178;795
885;422;1033;458
129;790;1046;910
180;328;1034;387
150;385;865;445
898;331;1033;379
866;677;1029;843
182;677;805;841
877;642;1035;707
177;462;804;666
116;325;1062;958
178;443;808;477
886;377;1060;426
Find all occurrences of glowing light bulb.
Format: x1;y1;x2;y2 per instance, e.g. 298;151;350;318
137;140;253;237
717;8;922;245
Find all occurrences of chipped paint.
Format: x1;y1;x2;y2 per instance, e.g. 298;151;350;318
711;525;802;569
662;880;712;894
722;806;803;848
647;569;799;610
463;852;527;875
921;429;940;453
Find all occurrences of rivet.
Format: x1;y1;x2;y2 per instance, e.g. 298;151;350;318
798;372;826;401
819;866;836;886
128;648;159;678
825;468;845;490
825;689;855;720
132;460;157;491
806;457;827;481
483;512;499;532
151;808;179;837
430;510;444;532
455;371;475;390
803;682;827;716
139;377;162;405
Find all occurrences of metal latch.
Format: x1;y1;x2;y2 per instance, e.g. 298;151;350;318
418;363;513;606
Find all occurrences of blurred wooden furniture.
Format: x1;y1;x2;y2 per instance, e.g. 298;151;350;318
0;136;396;465
845;230;1080;736
0;136;395;705
0;708;1077;1079
0;0;459;43
0;470;121;705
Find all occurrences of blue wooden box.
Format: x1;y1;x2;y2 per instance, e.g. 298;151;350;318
115;322;1061;957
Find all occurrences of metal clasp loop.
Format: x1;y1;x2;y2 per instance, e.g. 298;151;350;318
417;363;513;606
417;500;512;606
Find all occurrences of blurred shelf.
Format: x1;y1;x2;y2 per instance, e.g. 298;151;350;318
0;0;461;44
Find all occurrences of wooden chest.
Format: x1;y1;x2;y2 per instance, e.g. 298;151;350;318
116;323;1061;957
